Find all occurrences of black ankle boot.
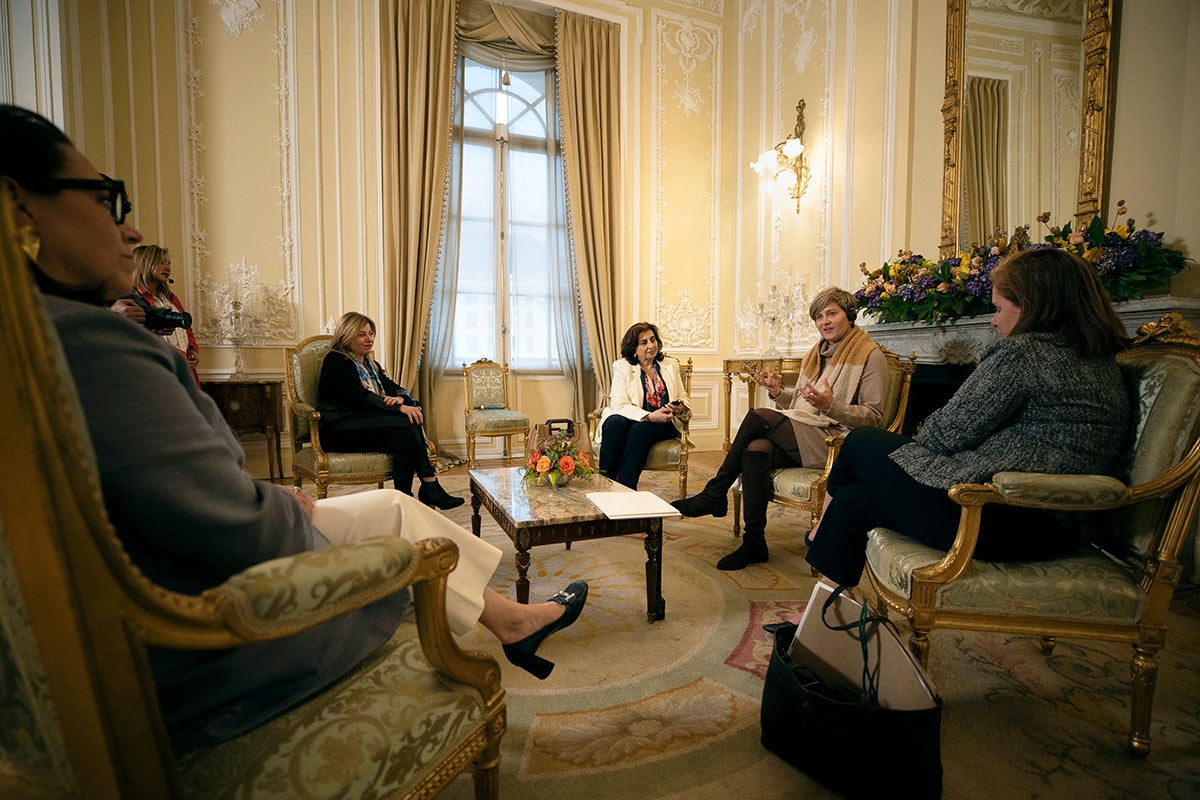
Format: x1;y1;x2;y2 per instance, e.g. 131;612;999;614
671;486;728;518
717;451;771;570
418;479;465;510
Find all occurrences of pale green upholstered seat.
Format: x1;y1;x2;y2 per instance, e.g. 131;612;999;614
0;198;505;799
463;358;530;468
177;620;490;799
284;335;394;499
731;348;915;536
863;314;1200;757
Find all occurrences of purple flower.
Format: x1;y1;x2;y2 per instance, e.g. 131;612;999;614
1096;245;1138;275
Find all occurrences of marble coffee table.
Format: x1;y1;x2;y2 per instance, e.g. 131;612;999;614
468;467;666;622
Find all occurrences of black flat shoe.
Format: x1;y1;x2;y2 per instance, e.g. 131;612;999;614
417;479;465;510
502;580;588;679
671;490;728;518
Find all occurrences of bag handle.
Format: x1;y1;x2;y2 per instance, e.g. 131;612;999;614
819;585;897;706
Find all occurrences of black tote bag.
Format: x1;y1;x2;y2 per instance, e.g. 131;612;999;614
760;588;943;798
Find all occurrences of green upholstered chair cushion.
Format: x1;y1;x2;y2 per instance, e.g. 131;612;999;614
644;437;690;469
465;409;530;432
292;448;392;475
466;365;508;409
288;339;332;443
177;620;488;799
770;467;822;503
866;527;1146;623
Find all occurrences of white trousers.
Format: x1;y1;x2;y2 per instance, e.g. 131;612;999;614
312;489;501;636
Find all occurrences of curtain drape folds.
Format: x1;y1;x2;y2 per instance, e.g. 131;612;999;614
556;10;620;414
963;77;1008;247
379;0;456;391
457;0;554;55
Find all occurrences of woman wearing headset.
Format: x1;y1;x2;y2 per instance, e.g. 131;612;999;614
672;286;888;570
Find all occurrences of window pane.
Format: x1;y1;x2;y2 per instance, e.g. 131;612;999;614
451;293;496;365
507;151;548;222
509;224;550;292
457;220;495;293
461;143;494;218
507;70;544;105
510;293;555;370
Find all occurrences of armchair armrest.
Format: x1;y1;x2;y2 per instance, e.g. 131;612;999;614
988;472;1130;509
203;536;448;641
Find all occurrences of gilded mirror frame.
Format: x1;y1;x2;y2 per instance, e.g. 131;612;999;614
939;0;1119;258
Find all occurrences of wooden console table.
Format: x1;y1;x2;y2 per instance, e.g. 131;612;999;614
201;379;285;480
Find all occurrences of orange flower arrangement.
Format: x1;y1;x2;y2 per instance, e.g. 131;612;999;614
522;429;596;487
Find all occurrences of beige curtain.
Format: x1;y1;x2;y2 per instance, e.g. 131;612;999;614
556;10;619;413
457;0;554;54
963;77;1008;246
379;0;456;390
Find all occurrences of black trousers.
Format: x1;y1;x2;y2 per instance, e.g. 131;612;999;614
321;418;434;494
599;415;678;489
804;427;1080;587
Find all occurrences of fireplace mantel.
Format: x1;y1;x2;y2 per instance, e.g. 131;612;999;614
861;296;1200;365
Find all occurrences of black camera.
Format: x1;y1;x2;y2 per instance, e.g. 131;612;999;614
126;294;193;330
145;305;193;330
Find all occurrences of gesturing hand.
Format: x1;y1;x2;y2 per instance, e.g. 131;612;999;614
800;377;833;412
756;367;783;398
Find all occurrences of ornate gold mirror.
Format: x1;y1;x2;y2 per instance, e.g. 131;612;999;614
939;0;1118;258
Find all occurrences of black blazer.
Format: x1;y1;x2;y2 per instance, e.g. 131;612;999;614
317;350;418;427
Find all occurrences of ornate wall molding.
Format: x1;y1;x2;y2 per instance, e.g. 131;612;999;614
270;0;298;341
210;0;264;37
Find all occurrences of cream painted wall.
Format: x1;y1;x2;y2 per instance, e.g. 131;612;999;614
3;0;1194;457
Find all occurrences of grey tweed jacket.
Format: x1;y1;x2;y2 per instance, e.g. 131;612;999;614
890;332;1129;490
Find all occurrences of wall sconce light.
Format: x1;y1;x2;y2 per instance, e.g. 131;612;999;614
750;99;811;213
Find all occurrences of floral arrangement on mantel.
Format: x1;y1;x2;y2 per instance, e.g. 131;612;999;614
855;202;1191;324
522;429;597;487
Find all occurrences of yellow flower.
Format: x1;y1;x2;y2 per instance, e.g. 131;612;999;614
1082;248;1102;263
1112;225;1130;239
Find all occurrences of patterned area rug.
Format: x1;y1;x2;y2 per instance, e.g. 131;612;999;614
333;461;1200;799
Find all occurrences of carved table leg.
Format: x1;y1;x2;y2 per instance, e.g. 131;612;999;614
471;489;482;537
515;548;531;605
644;518;665;622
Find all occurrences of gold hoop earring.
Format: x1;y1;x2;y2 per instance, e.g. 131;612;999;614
17;225;41;262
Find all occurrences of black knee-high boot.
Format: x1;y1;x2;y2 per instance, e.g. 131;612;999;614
717;450;771;570
672;411;772;518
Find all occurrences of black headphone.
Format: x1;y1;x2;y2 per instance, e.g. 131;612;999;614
846;306;857;322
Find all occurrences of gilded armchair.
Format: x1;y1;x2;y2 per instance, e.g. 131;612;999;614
863;314;1200;757
0;203;505;799
729;347;915;535
284;335;394;498
462;358;531;468
587;358;695;498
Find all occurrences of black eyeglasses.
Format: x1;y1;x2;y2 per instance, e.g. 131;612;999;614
25;174;133;225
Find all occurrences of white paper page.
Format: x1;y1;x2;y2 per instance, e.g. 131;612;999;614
586;491;682;519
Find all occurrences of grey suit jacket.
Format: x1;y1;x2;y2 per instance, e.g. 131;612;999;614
46;295;406;752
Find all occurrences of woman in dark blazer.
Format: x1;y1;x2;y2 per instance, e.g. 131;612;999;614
317;312;463;510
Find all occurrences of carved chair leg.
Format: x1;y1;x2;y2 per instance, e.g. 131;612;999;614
468;433;476;469
293;474;303;491
472;721;503;800
678;464;687;500
1040;636;1057;656
909;629;931;668
316;480;329;500
1128;643;1159;758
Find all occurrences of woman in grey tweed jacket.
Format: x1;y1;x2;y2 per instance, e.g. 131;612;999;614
805;248;1130;587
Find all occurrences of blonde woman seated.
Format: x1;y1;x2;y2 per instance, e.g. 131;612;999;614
597;322;690;489
672;287;887;570
317;312;462;510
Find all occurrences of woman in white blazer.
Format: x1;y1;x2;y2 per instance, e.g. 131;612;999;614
597;322;690;489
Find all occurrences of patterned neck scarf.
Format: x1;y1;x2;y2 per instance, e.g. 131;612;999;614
354;356;385;396
641;363;668;411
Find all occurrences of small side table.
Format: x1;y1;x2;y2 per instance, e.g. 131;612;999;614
201;379;285;480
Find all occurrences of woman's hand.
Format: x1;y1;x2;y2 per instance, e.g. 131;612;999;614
109;298;146;323
399;404;424;425
756;367;783;399
645;406;674;423
289;487;316;520
382;395;405;407
800;377;833;412
185;348;199;369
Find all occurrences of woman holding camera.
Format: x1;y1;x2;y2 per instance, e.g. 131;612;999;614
132;244;199;387
597;322;691;490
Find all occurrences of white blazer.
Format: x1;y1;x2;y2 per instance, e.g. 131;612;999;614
596;356;690;444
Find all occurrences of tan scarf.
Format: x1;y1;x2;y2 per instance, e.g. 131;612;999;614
784;324;878;427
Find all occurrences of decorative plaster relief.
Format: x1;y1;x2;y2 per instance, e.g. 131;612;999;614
780;0;817;76
740;0;766;37
654;12;720;350
967;0;1083;23
663;0;723;15
211;0;264;37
